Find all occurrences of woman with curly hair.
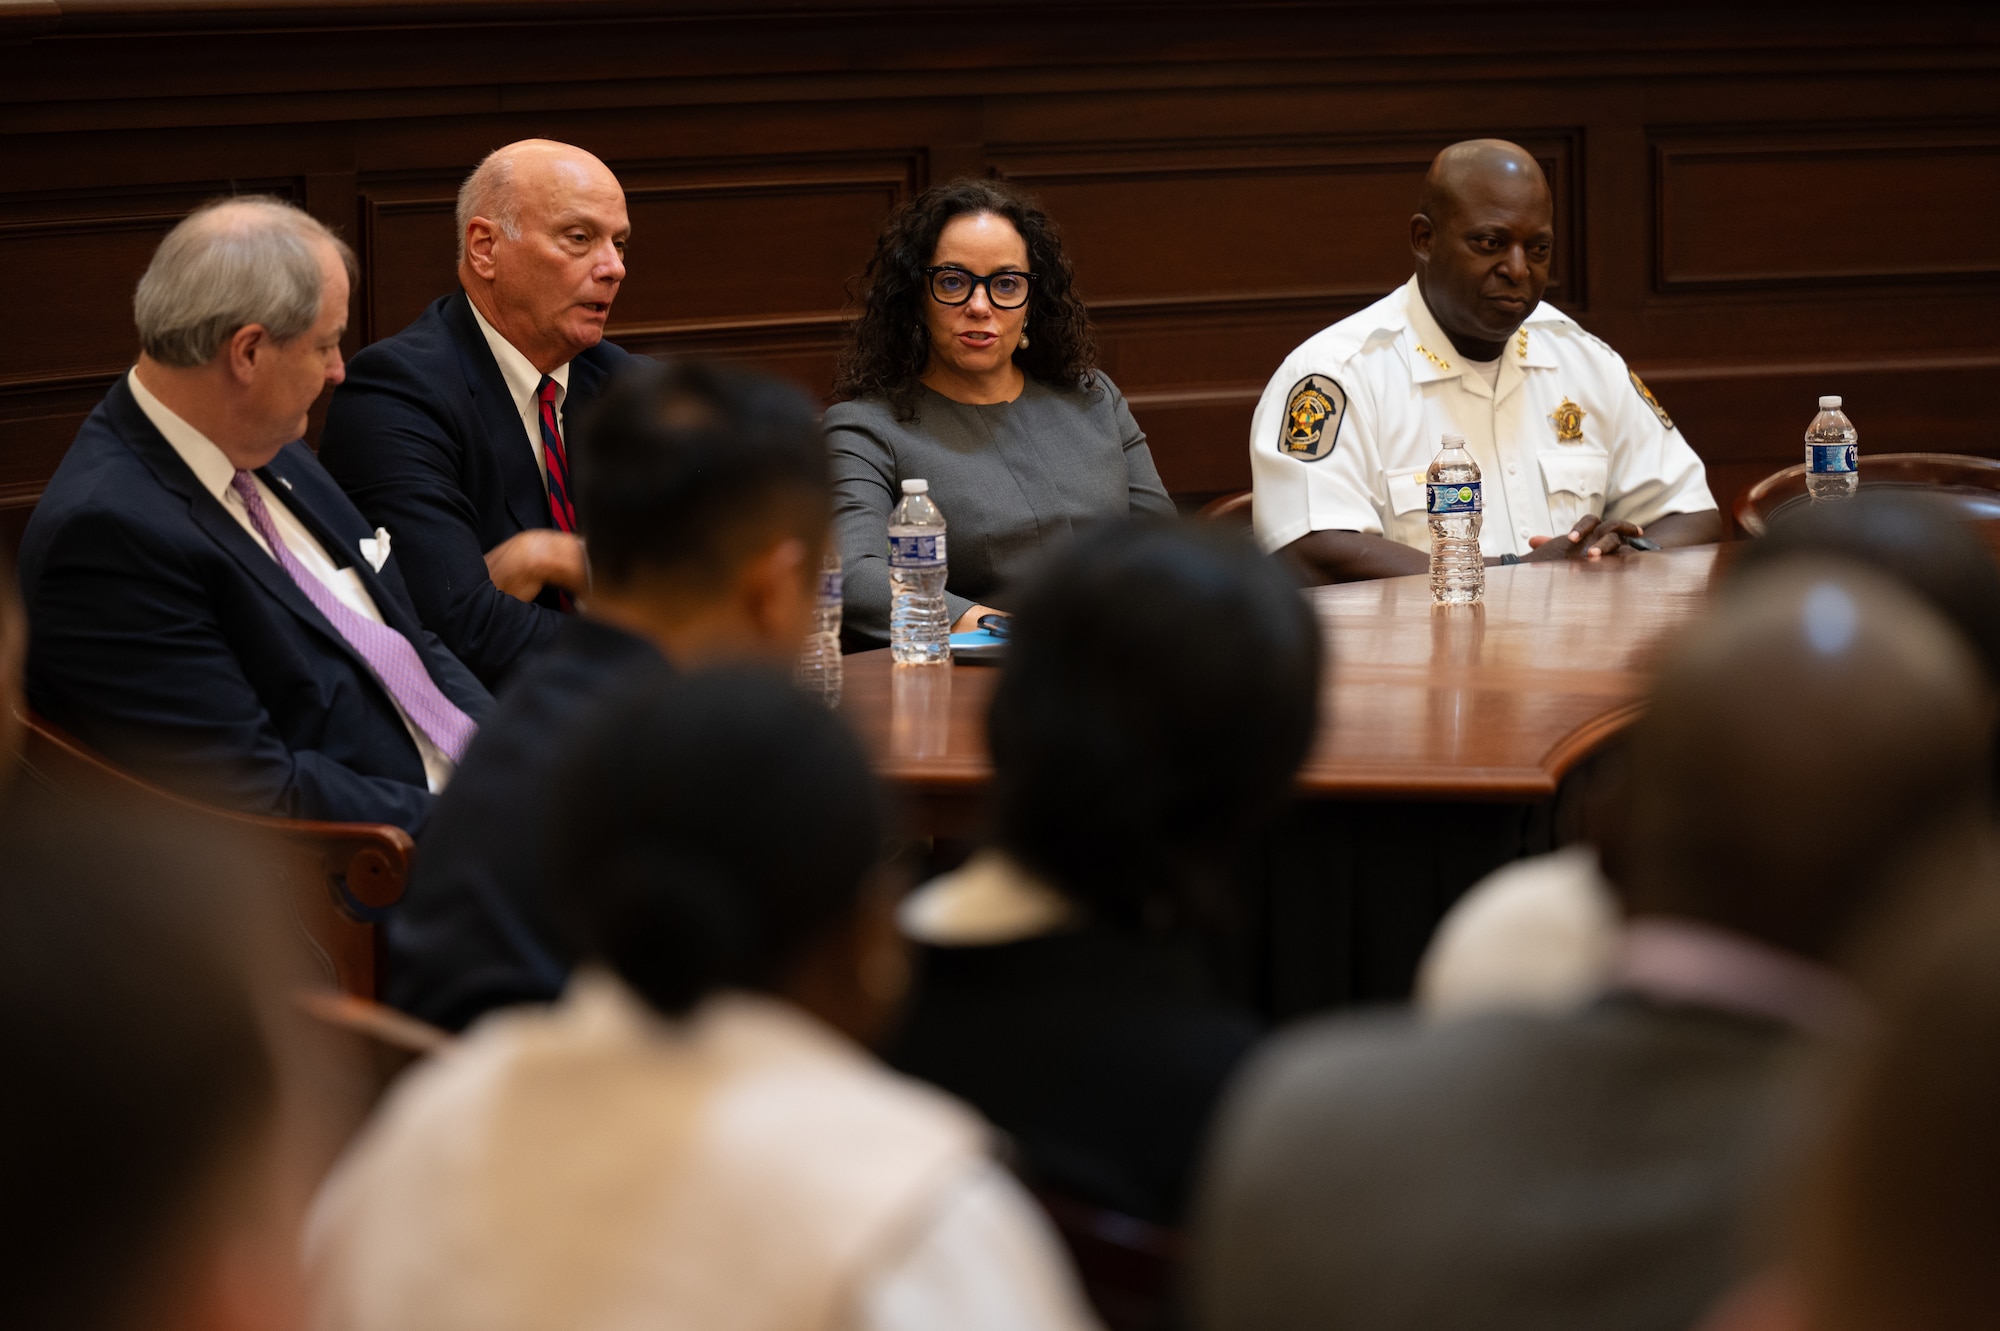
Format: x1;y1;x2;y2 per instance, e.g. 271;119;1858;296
826;178;1176;646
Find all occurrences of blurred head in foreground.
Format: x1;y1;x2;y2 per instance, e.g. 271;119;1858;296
307;669;1103;1330
1608;559;1992;967
0;805;312;1331
1700;893;2000;1331
0;545;24;779
571;357;831;668
987;521;1323;929
1187;563;1995;1331
1731;490;2000;780
1786;896;2000;1331
555;667;900;1038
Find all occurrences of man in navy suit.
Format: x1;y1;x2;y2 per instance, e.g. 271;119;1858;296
19;197;492;835
388;359;832;1031
319;139;636;688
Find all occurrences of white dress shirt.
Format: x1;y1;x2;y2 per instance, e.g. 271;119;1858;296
1416;846;1618;1019
898;849;1079;947
305;974;1103;1331
467;296;569;491
1249;274;1716;557
126;368;454;793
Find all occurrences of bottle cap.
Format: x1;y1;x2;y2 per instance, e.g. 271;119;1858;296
1819;395;1842;409
1440;432;1467;448
901;478;929;494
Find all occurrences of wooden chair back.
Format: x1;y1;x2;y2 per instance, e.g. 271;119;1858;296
1198;489;1254;527
13;710;413;998
1732;451;2000;537
297;989;450;1104
1030;1185;1188;1331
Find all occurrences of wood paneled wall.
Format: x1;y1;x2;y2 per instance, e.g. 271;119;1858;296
3;0;1998;544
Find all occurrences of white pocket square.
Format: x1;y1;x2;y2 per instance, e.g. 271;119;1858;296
358;528;392;573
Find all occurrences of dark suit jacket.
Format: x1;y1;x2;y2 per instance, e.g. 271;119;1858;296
19;376;493;835
386;616;669;1031
318;291;633;689
888;923;1262;1226
1191;994;1813;1331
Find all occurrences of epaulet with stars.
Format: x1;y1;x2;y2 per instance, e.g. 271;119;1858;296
1558;322;1623;361
1539;320;1678;431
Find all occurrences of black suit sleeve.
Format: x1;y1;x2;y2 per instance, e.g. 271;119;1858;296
27;507;438;833
320;344;563;687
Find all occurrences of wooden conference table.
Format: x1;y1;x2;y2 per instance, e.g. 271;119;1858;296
843;544;1724;822
840;545;1728;1014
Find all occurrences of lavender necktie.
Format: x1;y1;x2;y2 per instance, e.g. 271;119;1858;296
230;471;476;763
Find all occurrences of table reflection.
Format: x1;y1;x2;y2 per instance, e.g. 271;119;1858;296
890;662;954;759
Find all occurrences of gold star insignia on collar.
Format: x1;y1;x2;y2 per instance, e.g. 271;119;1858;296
1414;343;1451;371
1516;328;1529;359
1550;398;1586;443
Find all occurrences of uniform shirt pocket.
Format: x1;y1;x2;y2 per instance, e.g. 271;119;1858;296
1538;450;1611;532
1386;468;1432;549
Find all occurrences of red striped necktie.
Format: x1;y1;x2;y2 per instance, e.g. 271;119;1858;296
536;375;579;613
537;375;578;533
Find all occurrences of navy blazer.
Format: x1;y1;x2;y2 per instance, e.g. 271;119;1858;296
387;616;669;1031
18;376;494;835
318;292;634;689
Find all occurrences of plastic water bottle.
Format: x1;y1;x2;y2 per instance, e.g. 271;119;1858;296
889;479;951;665
794;546;843;704
1428;433;1484;605
1805;395;1858;503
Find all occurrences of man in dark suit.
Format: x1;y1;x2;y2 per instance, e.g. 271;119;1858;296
319;139;635;689
387;358;831;1031
20;197;491;835
1191;563;1995;1331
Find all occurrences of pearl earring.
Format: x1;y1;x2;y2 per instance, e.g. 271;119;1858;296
1018;326;1030;349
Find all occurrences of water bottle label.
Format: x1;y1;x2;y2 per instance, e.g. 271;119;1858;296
1808;443;1857;475
819;569;843;603
889;533;947;568
1427;481;1482;515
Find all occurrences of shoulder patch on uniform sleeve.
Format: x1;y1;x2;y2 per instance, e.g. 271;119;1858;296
1278;374;1347;462
1628;370;1674;431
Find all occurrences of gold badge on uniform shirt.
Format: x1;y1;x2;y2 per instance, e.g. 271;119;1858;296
1550;398;1586;443
1279;374;1348;463
1629;370;1674;431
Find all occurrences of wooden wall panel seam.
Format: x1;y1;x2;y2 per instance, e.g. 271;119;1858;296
4;2;2000;534
1652;120;2000;293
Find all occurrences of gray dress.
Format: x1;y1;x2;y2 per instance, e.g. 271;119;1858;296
1190;997;1811;1331
825;372;1176;646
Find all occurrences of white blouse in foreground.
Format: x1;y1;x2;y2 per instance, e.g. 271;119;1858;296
306;972;1101;1331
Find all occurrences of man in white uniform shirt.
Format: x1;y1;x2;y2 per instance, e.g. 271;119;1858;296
1250;139;1720;583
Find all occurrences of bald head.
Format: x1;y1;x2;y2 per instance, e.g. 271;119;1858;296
1409;140;1556;358
455;139;619;264
1417;139;1550;229
456;139;629;375
1611;564;1992;964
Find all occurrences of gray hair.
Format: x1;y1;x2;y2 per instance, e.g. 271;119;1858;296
133;196;354;368
456;148;523;264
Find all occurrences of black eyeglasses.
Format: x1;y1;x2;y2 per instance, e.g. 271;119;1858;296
923;266;1037;309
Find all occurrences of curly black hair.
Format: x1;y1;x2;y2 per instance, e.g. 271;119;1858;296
831;177;1097;420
